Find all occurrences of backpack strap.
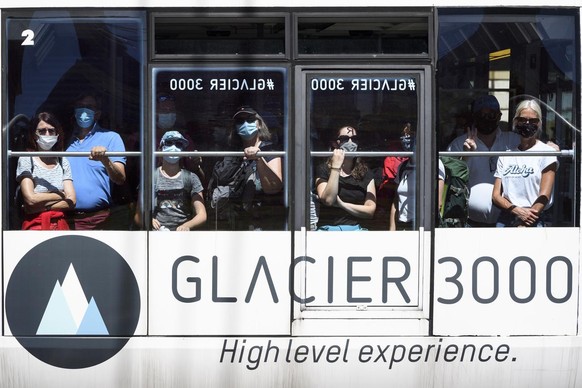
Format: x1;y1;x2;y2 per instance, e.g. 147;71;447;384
181;169;193;197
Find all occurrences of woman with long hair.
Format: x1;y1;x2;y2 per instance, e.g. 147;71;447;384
315;125;376;230
16;112;76;230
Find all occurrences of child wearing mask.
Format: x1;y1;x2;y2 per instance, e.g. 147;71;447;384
151;131;206;231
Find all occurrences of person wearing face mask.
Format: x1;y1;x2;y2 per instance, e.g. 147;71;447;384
315;125;376;231
492;99;558;227
66;92;126;230
209;106;283;231
447;95;521;227
155;93;204;182
135;131;206;231
389;126;446;230
16;112;76;230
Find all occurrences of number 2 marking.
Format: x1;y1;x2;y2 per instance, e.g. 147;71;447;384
21;29;35;46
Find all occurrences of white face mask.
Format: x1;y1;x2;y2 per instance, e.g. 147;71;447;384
36;135;59;150
158;113;177;129
162;145;181;164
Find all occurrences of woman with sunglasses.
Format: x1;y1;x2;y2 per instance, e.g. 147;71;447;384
315;125;376;231
492;99;558;227
15;112;76;230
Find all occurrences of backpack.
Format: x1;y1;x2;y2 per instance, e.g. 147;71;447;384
206;156;254;222
439;156;469;228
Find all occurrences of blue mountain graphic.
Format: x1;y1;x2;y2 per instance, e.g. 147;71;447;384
36;281;78;335
76;297;109;335
36;265;110;336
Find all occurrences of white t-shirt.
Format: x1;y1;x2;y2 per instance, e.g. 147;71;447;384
494;141;559;208
448;129;520;223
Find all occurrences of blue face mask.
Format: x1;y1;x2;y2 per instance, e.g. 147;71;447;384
162;145;181;164
75;108;95;129
237;121;258;140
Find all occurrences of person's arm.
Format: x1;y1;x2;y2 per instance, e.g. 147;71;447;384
89;145;127;185
176;192;207;231
256;156;283;194
389;194;398;231
531;162;557;214
316;150;344;206
20;177;74;214
45;180;76;211
492;177;539;226
335;179;377;219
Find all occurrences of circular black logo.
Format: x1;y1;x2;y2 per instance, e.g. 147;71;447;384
6;235;141;368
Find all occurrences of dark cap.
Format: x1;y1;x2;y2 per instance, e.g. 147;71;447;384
472;95;500;113
232;106;257;119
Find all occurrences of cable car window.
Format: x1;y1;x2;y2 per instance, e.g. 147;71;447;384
151;67;288;231
307;72;421;232
437;9;579;227
153;15;287;58
297;16;429;56
4;12;145;231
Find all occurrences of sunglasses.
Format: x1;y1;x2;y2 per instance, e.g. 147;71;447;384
164;140;185;148
515;117;540;125
337;135;358;143
234;116;256;125
36;128;56;135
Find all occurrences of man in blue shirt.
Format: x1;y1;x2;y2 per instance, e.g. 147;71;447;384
67;92;126;229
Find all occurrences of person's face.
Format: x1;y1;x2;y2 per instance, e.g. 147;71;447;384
513;107;541;138
36;120;57;137
473;108;500;135
336;126;357;146
157;99;176;115
75;96;100;117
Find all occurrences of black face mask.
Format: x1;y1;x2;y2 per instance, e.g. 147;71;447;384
515;123;538;138
474;111;499;135
474;118;497;135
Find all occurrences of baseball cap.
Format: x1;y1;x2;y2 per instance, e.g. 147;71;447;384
232;106;258;119
472;95;500;113
160;130;189;148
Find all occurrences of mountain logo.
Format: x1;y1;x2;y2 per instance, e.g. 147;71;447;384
5;235;141;369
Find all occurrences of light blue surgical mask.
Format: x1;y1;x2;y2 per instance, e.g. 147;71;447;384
162;145;181;164
75;108;95;129
157;113;176;129
237;121;258;140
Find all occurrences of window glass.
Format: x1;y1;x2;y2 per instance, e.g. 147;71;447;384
154;16;286;57
437;9;579;227
298;16;429;55
308;73;420;231
4;12;145;230
152;67;287;231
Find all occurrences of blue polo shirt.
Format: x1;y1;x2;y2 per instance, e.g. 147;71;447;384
66;124;126;211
